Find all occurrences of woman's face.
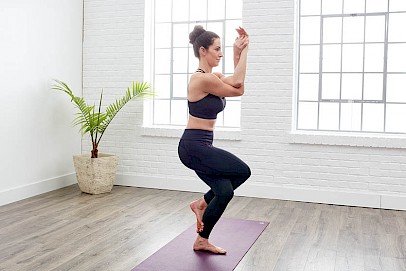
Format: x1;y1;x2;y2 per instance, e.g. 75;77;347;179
204;38;223;67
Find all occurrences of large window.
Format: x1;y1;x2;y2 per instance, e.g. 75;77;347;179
297;0;406;133
145;0;243;128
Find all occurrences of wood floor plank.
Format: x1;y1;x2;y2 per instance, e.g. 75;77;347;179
1;185;406;271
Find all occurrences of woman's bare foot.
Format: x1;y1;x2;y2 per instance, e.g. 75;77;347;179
193;235;227;254
190;197;207;233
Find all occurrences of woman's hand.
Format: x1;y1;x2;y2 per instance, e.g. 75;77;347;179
233;27;249;54
236;26;249;39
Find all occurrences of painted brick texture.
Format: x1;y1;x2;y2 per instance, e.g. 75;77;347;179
83;0;406;209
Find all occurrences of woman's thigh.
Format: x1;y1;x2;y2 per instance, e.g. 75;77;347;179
179;140;249;176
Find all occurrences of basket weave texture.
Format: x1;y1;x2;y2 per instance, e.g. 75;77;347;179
73;154;118;194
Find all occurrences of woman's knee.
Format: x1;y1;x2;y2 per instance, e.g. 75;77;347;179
217;190;234;203
215;183;234;202
240;164;251;180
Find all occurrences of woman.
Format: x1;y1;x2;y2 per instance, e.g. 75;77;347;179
178;25;250;254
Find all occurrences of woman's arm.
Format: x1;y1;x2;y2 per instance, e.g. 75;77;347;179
221;27;249;88
189;73;244;98
234;27;249;68
223;46;248;88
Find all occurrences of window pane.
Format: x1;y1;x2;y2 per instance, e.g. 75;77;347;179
189;49;199;72
154;75;170;98
386;104;406;133
364;43;384;72
322;0;343;15
389;0;406;12
173;74;188;98
366;0;388;13
155;49;171;74
155;0;172;22
216;111;224;126
225;47;234;74
387;74;406;102
342;44;363;72
173;0;189;22
387;43;406;72
208;0;225;20
300;45;320;73
207;21;223;40
151;0;242;128
171;100;188;125
342;73;363;100
155;23;171;48
301;16;320;44
363;73;383;100
319;102;339;130
225;20;241;46
190;0;207;21
223;100;241;127
322;73;340;99
344;0;365;14
362;103;384;132
365;16;385;43
340;103;361;131
173;48;188;73
298;102;318;129
226;0;242;19
297;0;406;134
322;44;341;72
154;100;170;124
343;16;364;43
299;74;319;101
388;13;406;42
323;17;342;44
173;23;189;47
301;0;321;15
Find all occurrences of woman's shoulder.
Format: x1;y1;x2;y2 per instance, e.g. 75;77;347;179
189;72;219;86
212;72;225;79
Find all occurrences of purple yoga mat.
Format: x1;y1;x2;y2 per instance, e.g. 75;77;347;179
132;218;269;271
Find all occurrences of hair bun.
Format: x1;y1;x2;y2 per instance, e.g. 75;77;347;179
189;25;206;44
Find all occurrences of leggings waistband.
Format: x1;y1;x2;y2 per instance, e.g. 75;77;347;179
180;129;213;142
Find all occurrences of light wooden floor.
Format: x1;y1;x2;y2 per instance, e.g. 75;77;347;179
1;185;406;271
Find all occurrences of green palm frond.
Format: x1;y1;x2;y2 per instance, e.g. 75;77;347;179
52;80;94;138
96;81;152;144
52;79;153;158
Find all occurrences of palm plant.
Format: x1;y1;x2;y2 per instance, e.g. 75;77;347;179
53;79;152;158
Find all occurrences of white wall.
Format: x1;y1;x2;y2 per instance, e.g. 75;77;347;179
0;0;82;206
83;0;406;211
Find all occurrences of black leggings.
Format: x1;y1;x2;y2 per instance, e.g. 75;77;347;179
178;129;251;239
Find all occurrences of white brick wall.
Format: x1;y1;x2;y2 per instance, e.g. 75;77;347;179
83;0;406;210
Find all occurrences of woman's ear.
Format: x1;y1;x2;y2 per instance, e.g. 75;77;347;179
199;46;206;56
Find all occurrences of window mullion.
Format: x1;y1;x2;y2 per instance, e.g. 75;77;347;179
383;13;389;132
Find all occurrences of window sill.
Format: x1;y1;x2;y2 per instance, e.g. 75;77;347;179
288;130;406;149
142;125;242;141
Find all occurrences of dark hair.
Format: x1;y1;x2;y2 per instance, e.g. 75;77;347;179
189;25;220;58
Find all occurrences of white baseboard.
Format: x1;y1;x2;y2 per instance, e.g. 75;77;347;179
4;173;405;211
116;174;406;211
0;173;76;207
381;194;406;211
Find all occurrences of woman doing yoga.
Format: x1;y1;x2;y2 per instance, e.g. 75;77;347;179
178;25;250;254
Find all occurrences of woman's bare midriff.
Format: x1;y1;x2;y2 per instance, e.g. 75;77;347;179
186;115;216;131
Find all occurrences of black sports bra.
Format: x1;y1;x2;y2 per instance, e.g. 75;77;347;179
188;69;226;120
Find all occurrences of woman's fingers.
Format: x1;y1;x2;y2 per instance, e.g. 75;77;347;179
235;36;249;48
236;27;246;37
236;26;249;37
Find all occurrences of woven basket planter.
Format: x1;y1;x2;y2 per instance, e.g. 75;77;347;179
73;153;118;194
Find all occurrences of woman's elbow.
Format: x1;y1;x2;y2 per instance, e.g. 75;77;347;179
233;85;244;96
233;82;243;88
